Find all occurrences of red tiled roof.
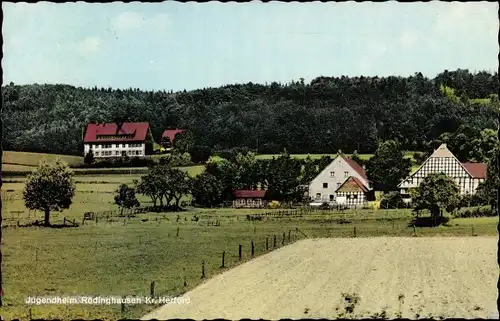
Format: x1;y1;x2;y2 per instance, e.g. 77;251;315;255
340;154;368;181
233;190;266;198
462;162;487;179
84;122;150;143
336;176;370;193
162;129;185;142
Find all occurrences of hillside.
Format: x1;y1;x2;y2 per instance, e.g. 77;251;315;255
1;69;498;156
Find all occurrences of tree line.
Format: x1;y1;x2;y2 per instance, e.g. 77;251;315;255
2;69;498;157
22;138;498;226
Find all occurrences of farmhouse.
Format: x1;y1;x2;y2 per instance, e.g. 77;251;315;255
308;152;372;208
398;143;487;202
161;128;185;150
232;189;267;208
83;122;154;158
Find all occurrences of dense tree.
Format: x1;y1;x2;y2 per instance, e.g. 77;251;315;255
190;172;225;207
84;149;94;164
173;130;196;153
475;146;500;211
2;69;497;157
365;140;412;193
114;184;140;215
23;159;76;226
412;173;461;219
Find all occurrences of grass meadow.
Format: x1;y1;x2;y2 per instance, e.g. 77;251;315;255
2;203;498;320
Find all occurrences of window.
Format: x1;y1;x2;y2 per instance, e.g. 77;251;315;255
344;171;349;178
315;193;321;200
123;144;128;148
323;183;328;188
353;194;358;199
138;151;142;156
330;171;335;177
95;152;100;156
329;195;334;201
115;151;120;156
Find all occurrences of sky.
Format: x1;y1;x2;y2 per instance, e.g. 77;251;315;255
2;1;498;91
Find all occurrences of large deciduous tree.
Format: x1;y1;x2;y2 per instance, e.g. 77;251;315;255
412;173;461;219
190;172;224;207
23;159;76;226
114;184;140;215
365;140;412;193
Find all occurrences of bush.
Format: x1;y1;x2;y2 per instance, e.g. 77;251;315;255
268;200;280;209
380;191;405;209
75;157;157;168
158;152;192;167
453;206;495;218
189;145;212;164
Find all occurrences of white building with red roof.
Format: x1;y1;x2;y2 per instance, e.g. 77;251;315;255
83;122;154;158
308;152;372;208
398;143;487;201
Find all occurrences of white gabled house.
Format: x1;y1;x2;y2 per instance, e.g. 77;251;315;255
308;152;372;208
398;143;487;202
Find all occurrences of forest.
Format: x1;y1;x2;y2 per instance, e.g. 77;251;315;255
1;69;498;157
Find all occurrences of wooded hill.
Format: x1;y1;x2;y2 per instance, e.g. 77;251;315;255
1;69;498;157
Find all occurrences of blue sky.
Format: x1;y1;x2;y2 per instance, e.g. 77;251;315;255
2;1;498;91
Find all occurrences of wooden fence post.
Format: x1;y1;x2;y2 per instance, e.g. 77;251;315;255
288;230;291;242
176;226;180;237
273;235;276;248
251;241;254;256
95;215;98;224
220;251;225;268
471;225;475;236
121;296;125;314
353;227;357;237
253;226;256;234
266;237;269;250
150;281;155;297
201;261;206;279
392;220;395;229
29;308;32;320
413;224;416;235
239;244;242;260
282;232;285;245
183;268;187;287
35;249;38;261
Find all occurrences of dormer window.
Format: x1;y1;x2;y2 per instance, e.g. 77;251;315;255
330;171;335;177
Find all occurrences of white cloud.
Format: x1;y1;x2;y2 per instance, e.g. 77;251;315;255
109;11;170;35
110;11;145;32
76;36;101;56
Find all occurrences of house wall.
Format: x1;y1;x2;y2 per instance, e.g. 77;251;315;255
308;156;369;203
336;191;367;208
84;142;146;158
233;198;267;208
399;156;484;197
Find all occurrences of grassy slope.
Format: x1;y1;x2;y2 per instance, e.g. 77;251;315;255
2;210;497;320
2;151;84;167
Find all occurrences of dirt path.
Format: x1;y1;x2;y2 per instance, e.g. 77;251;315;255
142;237;499;320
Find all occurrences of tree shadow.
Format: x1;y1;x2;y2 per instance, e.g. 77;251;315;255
19;220;80;229
409;216;450;227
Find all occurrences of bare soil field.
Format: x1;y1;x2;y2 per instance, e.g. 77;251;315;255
143;237;498;320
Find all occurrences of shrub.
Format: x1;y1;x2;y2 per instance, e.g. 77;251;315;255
158;152;193;167
380;191;404;209
75;157;157;168
453;206;495;218
268;200;280;208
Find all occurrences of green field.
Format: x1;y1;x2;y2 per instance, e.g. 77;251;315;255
2;151;84;168
2;207;497;320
